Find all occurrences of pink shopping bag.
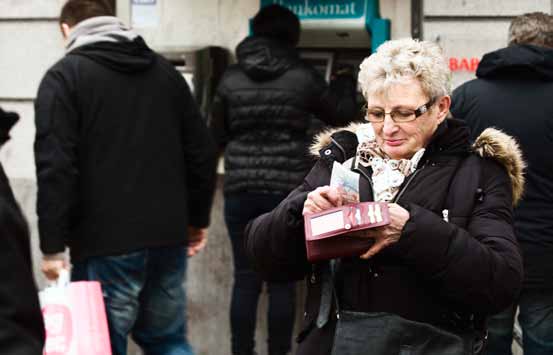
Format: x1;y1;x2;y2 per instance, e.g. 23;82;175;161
39;271;112;355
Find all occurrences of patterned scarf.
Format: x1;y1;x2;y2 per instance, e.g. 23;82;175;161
355;124;425;202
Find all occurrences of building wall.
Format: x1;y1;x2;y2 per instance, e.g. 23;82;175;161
0;0;409;175
114;0;410;56
423;0;553;88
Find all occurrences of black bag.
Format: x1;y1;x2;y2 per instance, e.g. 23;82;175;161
320;257;486;355
331;311;482;355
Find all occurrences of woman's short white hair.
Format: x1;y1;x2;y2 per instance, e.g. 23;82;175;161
358;38;451;102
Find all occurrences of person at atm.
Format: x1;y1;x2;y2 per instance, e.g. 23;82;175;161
244;38;524;354
0;107;45;355
209;4;357;355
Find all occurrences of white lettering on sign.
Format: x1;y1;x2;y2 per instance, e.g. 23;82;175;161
271;1;358;18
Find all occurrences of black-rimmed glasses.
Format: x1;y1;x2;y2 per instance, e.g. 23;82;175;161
365;98;436;123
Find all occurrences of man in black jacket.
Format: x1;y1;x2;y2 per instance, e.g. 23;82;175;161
34;1;216;354
0;107;45;355
451;12;553;355
209;5;357;355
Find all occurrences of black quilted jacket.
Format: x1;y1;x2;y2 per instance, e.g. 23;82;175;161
210;36;357;195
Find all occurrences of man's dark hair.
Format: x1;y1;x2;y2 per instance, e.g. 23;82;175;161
252;5;300;46
59;0;115;27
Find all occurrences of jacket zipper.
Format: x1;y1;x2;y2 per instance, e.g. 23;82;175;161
392;162;427;204
353;165;373;187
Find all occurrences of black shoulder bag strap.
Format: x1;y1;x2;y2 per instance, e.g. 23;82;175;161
316;259;339;329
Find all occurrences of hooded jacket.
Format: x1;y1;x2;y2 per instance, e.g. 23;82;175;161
35;37;216;262
245;119;524;355
451;44;553;289
210;36;357;195
0;108;45;354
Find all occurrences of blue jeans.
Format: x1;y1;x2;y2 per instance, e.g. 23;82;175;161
225;193;296;355
484;288;553;355
72;246;193;355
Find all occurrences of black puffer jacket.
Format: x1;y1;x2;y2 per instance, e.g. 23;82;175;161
0;108;45;354
451;44;553;289
245;119;524;355
210;36;357;195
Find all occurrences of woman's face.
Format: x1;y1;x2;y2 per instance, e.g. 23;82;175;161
366;79;451;160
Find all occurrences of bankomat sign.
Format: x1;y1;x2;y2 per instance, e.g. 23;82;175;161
259;0;390;51
261;0;365;19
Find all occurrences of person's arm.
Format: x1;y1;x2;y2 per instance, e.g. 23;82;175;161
180;77;217;231
393;159;523;315
245;183;311;282
245;158;332;282
34;69;78;276
208;83;230;152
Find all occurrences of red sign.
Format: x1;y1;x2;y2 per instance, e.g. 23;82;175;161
449;57;480;72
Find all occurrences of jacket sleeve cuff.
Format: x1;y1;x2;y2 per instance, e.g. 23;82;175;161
38;221;66;255
188;211;210;229
43;252;66;261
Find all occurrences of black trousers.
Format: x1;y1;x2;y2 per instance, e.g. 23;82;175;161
225;193;296;355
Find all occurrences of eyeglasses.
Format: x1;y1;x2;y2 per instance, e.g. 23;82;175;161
365;98;436;123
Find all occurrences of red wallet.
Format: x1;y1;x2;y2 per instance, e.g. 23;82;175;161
303;202;390;262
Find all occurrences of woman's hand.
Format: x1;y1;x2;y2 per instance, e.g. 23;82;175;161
302;186;344;215
359;203;410;259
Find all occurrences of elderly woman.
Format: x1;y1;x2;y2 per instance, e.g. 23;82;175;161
245;38;525;355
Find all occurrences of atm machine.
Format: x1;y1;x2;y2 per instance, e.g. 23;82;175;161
259;0;391;121
161;47;230;120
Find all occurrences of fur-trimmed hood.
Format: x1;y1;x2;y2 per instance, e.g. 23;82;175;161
473;128;525;205
310;121;525;205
